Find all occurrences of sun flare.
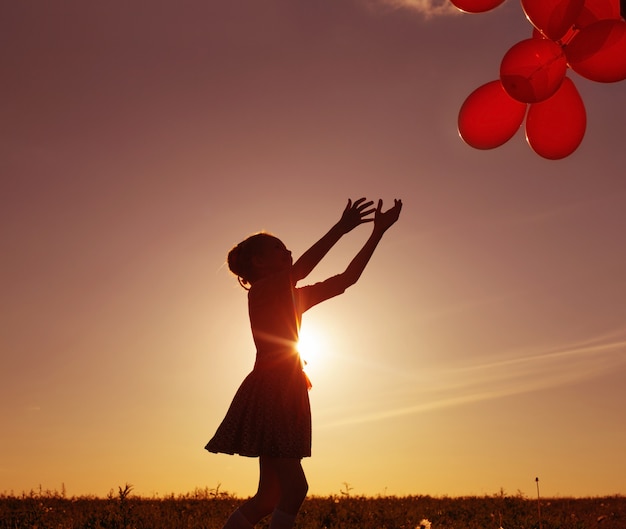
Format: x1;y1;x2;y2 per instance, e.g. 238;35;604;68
297;324;327;369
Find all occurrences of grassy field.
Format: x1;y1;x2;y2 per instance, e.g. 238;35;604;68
1;485;625;529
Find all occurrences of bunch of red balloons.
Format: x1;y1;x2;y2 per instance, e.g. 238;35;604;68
453;0;626;159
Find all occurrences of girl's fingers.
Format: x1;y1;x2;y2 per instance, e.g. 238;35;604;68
354;198;374;211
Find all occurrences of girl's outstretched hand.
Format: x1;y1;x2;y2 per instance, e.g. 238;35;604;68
337;197;376;234
374;198;402;234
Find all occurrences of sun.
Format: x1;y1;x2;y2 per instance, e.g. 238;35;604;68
297;323;327;370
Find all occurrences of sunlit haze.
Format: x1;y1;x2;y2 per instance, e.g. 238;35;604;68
2;0;626;500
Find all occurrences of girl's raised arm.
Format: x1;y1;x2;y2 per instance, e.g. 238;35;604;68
291;198;375;282
297;199;402;314
333;198;402;290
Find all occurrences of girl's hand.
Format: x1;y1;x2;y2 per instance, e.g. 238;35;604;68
337;198;375;234
373;198;402;234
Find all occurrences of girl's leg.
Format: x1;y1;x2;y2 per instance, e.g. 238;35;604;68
266;457;308;529
236;456;281;525
223;456;308;529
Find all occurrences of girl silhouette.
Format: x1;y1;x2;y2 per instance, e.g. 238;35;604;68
206;197;402;529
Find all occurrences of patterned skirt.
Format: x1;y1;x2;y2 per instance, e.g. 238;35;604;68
205;363;311;458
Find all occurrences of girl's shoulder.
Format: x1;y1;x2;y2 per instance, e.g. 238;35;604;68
249;270;294;299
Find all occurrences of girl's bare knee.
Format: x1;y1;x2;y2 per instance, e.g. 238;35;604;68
298;476;309;501
279;476;308;514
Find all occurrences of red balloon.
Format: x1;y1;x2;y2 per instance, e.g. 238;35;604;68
575;0;621;29
458;80;527;150
450;0;506;13
565;19;626;82
500;38;567;103
525;77;586;159
522;0;585;40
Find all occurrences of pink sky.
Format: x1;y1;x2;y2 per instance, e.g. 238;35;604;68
2;0;626;498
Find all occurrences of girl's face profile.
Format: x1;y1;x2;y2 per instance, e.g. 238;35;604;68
256;236;292;275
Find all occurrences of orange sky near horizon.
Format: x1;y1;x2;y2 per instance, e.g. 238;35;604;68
2;0;626;500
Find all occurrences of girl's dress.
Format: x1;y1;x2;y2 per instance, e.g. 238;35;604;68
205;270;345;458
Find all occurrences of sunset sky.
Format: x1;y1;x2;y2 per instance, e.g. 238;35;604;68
2;0;626;500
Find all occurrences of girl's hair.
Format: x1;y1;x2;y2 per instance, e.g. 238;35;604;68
227;232;275;290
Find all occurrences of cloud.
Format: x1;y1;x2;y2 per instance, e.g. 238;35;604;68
320;329;626;427
367;0;461;18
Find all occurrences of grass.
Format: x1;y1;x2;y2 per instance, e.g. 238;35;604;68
1;485;625;529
